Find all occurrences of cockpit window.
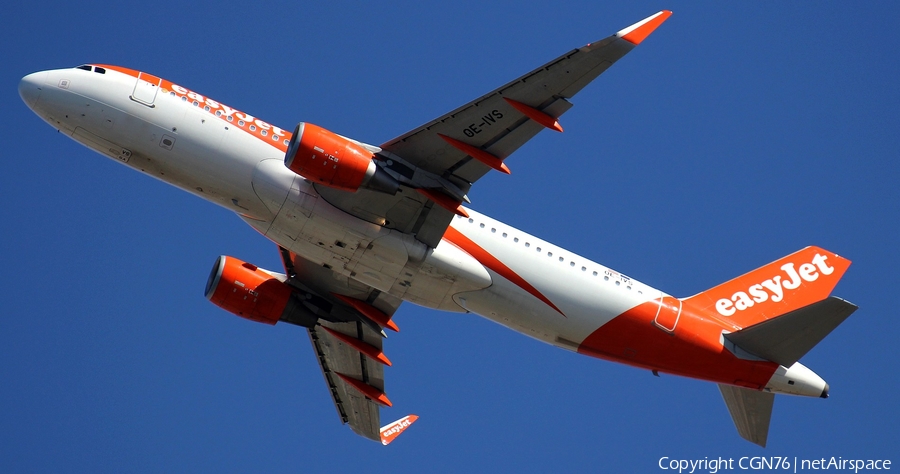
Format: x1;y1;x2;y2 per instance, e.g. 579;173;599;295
75;65;108;74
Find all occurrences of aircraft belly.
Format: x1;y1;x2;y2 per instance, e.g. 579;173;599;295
393;239;493;312
262;180;420;294
256;177;492;309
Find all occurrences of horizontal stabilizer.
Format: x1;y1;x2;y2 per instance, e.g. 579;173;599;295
718;384;774;447
725;297;857;367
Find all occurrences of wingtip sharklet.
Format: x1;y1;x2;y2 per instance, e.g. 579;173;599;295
617;10;672;45
380;414;419;446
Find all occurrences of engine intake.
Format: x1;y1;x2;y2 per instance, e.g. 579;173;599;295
205;255;317;327
284;122;398;194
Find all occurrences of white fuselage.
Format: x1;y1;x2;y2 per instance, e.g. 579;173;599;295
20;65;828;399
22;66;652;349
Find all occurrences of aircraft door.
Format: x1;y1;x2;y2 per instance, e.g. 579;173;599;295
652;294;682;333
131;71;160;106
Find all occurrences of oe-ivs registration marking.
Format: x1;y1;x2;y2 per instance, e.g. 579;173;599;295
462;110;504;137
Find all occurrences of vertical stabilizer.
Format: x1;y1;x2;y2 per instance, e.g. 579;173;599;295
718;384;774;447
684;247;850;329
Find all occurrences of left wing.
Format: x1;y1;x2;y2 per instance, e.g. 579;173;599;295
279;248;403;441
314;11;672;247
309;321;386;440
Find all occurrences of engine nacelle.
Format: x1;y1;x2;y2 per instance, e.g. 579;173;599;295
284;122;399;194
205;255;316;327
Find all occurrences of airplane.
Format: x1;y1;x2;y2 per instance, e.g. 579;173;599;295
18;10;856;447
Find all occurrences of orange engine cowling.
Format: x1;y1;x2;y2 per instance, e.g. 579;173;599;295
284;122;399;194
204;255;316;327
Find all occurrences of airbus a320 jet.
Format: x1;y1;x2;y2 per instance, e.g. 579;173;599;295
19;11;856;447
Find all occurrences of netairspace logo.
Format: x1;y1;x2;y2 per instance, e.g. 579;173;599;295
658;456;891;473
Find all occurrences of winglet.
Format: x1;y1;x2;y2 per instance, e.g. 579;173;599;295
617;10;672;45
380;415;419;446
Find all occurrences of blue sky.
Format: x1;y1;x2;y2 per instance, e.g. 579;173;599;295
2;2;898;472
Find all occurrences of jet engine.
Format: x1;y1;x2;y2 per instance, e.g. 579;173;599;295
205;255;317;327
284;122;399;194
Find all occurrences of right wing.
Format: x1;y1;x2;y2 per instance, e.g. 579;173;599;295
378;10;673;184
315;11;672;248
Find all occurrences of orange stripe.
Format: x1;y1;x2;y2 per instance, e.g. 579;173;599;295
443;226;565;317
93;64;292;153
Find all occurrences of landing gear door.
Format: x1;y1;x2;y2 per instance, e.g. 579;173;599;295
132;71;160;106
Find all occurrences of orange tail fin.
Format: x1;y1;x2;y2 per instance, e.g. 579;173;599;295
684;246;851;328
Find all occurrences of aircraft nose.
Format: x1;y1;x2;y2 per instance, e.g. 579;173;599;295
19;71;47;109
